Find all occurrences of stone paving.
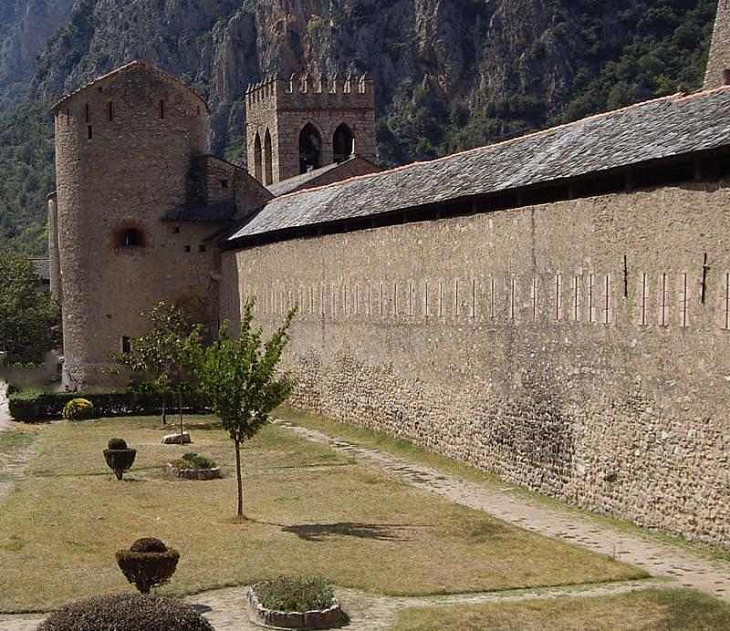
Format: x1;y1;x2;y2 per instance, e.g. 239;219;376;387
0;578;670;631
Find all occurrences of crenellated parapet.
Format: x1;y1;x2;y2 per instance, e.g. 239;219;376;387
246;72;374;114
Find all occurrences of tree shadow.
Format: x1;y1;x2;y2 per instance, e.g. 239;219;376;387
281;522;417;542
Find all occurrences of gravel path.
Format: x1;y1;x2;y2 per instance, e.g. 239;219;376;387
282;422;730;603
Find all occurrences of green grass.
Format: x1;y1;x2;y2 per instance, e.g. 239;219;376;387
278;408;730;563
0;416;646;613
392;588;730;630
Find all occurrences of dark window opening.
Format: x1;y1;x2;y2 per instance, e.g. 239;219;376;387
333;123;355;163
121;336;131;354
108;101;114;121
118;228;144;248
221;179;229;189
159;100;165;119
700;152;730;179
196;105;201;116
184;245;191;252
87;125;93;140
571;172;626;198
724;69;730;86
299;123;322;174
172;226;180;234
254;133;263;182
199;245;207;253
264;129;274;185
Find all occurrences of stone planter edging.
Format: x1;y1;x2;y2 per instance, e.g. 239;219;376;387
245;585;348;630
166;463;222;480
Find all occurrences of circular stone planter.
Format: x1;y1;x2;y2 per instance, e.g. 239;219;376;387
166;463;222;480
245;586;348;630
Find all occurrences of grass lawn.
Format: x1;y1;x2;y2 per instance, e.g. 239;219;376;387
0;416;646;613
392;588;730;630
278;408;730;563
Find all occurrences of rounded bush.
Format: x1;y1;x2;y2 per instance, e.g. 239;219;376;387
131;537;168;553
36;593;213;631
103;447;137;480
116;538;180;594
62;398;95;421
108;437;128;450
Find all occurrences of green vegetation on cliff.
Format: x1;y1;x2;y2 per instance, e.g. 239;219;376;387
0;0;719;254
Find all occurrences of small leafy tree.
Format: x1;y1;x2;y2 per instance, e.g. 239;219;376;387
193;298;296;517
0;251;59;364
115;302;201;429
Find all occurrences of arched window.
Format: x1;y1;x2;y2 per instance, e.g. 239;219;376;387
254;133;263;183
299;123;322;174
118;228;144;248
264;129;274;186
333;123;355;163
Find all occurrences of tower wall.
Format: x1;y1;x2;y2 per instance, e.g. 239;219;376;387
246;75;377;185
705;0;730;89
53;63;214;389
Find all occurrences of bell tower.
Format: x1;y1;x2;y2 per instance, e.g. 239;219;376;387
705;0;730;90
245;73;377;186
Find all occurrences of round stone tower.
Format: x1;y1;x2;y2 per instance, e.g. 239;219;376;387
52;61;211;389
705;0;730;90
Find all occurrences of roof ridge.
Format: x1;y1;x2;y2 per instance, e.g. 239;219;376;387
268;88;730;205
51;60;210;112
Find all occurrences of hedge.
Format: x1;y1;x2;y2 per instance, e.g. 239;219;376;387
9;390;210;422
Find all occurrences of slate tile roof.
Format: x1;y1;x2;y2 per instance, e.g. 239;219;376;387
267;161;348;197
163;200;236;222
229;87;730;243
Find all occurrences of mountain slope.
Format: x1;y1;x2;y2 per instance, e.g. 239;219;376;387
0;0;717;254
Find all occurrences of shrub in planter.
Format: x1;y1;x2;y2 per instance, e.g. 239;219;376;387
170;452;217;470
255;576;336;613
103;438;137;480
36;593;213;631
62;398;95;421
248;576;348;630
116;538;180;594
168;452;221;480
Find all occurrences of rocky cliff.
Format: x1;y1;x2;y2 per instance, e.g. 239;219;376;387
0;0;717;252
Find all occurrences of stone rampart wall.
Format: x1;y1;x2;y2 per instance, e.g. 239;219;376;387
223;180;730;547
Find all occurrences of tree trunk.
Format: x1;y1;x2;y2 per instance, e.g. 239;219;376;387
178;390;184;437
162;399;167;425
234;439;244;517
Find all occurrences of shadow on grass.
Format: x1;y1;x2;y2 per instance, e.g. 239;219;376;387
281;522;420;542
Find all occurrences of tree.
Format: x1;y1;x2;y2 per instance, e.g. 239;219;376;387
193;299;296;518
115;302;201;429
0;251;59;364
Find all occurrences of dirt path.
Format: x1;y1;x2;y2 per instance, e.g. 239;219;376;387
281;422;730;603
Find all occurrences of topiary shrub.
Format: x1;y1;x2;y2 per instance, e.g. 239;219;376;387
62;398;95;421
108;437;128;450
116;538;180;594
36;593;213;631
103;439;136;480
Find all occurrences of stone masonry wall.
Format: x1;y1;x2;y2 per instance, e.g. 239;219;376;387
222;180;730;547
705;0;730;90
54;64;216;389
246;77;376;184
